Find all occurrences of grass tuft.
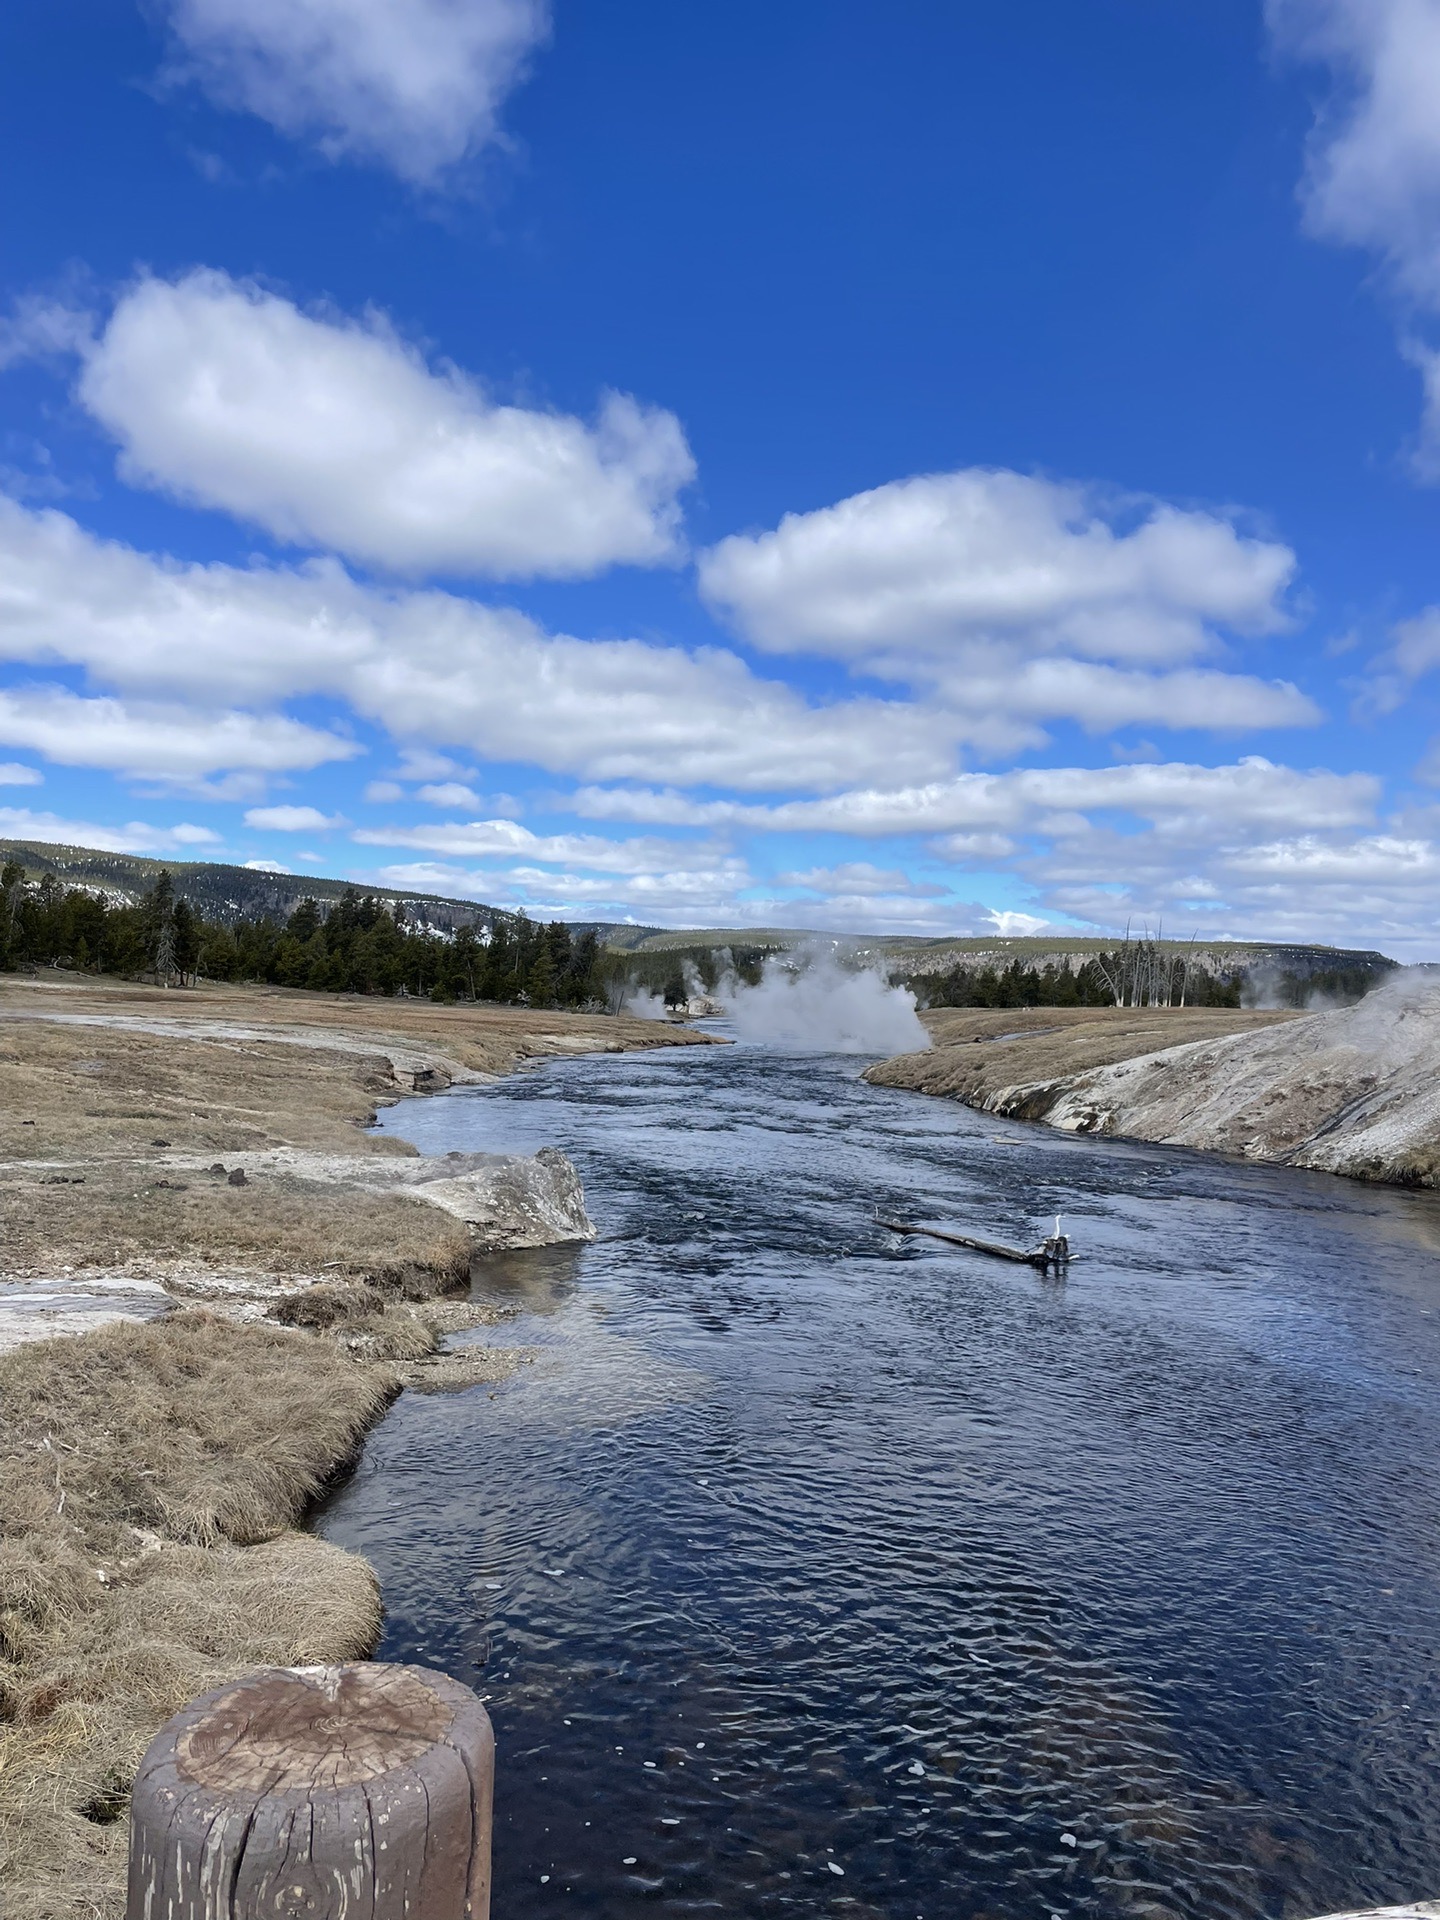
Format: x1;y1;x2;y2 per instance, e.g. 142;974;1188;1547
0;1315;393;1920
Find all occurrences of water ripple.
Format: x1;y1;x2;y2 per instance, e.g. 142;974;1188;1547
317;1038;1440;1920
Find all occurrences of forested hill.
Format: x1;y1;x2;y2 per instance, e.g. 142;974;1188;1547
0;838;647;945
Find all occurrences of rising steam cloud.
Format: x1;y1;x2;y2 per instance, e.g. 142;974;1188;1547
718;946;931;1054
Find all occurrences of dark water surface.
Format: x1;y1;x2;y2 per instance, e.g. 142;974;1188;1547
315;1037;1440;1920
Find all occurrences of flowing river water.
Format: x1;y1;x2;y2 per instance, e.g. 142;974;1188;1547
315;1034;1440;1920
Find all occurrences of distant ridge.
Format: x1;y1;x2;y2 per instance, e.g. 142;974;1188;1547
0;838;656;945
0;837;1400;982
598;922;1398;980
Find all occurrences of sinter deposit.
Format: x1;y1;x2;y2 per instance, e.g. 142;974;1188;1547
871;976;1440;1186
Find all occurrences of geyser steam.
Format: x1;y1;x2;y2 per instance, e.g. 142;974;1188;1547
718;947;930;1054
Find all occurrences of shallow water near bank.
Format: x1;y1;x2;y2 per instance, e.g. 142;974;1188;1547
315;1036;1440;1920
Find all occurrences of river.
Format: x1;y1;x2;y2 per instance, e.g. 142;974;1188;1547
315;1033;1440;1920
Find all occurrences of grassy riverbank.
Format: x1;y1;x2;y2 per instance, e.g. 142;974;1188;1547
0;974;715;1919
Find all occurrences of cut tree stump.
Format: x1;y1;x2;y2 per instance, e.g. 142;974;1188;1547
126;1662;493;1919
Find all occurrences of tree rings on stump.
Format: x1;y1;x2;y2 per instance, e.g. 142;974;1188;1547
126;1662;493;1919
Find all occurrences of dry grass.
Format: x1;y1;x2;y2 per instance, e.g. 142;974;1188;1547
0;971;714;1170
0;1314;396;1920
0;1163;474;1290
0;973;692;1914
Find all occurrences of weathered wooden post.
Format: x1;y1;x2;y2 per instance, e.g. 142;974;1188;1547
126;1663;493;1919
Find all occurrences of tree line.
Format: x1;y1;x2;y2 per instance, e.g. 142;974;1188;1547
909;950;1243;1010
0;864;604;1007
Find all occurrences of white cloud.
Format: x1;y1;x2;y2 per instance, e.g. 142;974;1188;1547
776;861;937;897
551;756;1429;949
0;683;357;786
0;294;95;371
569;757;1378;838
1270;3;1440;473
76;271;693;579
1403;339;1440;475
159;0;549;183
354;815;735;876
1353;603;1440;714
415;781;482;808
700;468;1295;666
1269;0;1440;307
0;763;41;786
986;909;1051;938
374;858;753;922
0;806;220;854
243;858;291;874
363;780;405;803
1024;812;1440;958
243;803;347;831
0;496;951;792
932;831;1018;863
395;747;465;781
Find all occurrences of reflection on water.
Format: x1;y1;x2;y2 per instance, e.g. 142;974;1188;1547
316;1037;1440;1920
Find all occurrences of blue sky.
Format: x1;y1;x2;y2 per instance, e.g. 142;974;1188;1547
2;1;1440;953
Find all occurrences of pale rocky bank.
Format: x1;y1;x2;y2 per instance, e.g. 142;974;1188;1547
866;978;1440;1186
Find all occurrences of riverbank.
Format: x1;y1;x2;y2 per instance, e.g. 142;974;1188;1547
0;973;716;1920
865;983;1440;1186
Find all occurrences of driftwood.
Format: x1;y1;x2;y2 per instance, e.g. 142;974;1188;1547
127;1662;493;1919
879;1217;1071;1272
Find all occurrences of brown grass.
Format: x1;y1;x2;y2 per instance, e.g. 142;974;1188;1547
0;1163;475;1289
0;971;714;1170
0;973;697;1914
0;1314;396;1920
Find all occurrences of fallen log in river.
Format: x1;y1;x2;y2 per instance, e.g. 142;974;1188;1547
878;1216;1071;1273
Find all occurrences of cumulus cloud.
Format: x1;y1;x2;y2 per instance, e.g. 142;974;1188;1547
159;0;549;183
0;763;42;786
700;468;1295;663
75;271;693;579
0;683;357;786
243;803;347;831
0;806;220;854
0;496;951;792
698;469;1309;742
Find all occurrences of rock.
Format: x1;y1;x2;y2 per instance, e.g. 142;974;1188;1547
404;1147;597;1250
227;1167;248;1187
183;1146;599;1252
